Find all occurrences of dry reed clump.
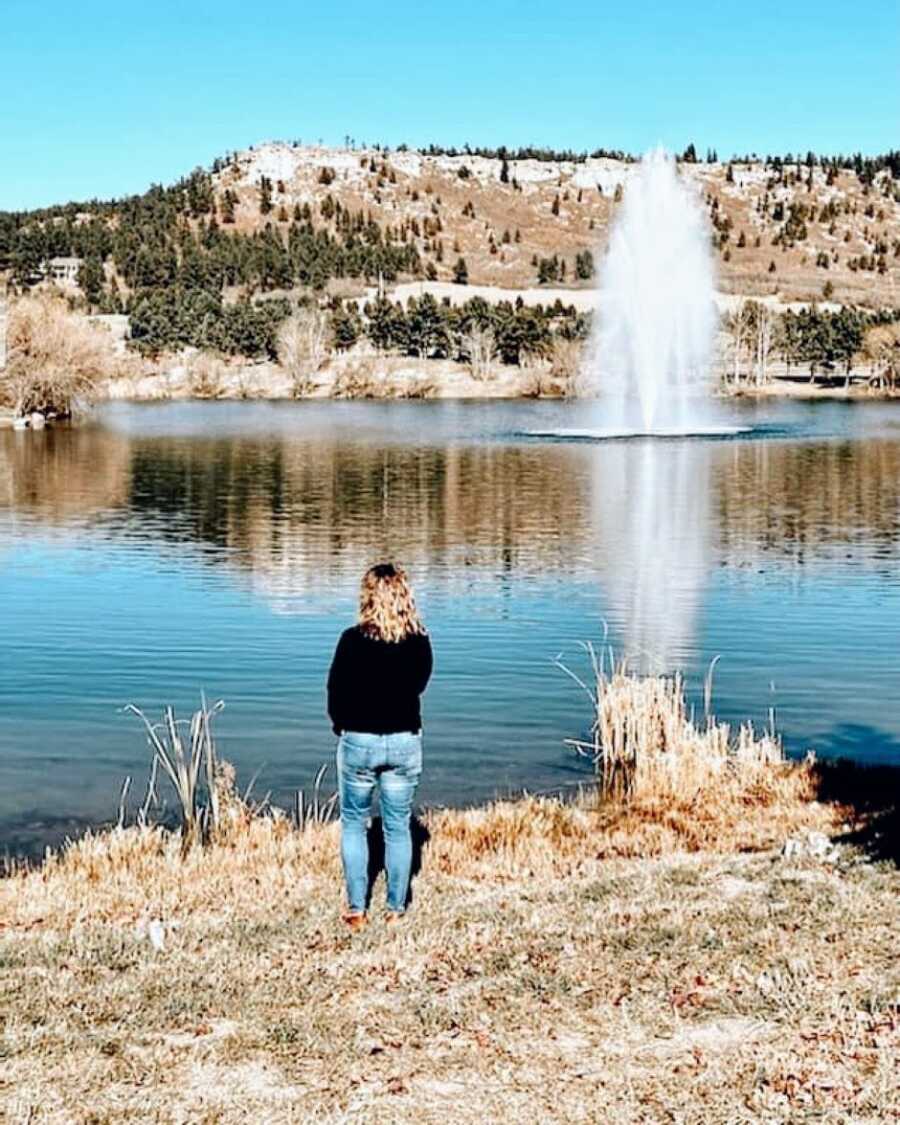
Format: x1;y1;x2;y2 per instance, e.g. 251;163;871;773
584;664;785;799
556;657;825;856
2;292;113;416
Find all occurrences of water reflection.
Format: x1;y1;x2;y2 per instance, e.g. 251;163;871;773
4;421;900;597
113;436;597;606
592;441;714;670
0;426;131;522
3;402;900;855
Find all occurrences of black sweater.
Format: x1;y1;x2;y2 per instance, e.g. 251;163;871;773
327;626;433;736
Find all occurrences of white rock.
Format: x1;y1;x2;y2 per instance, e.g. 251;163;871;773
12;417;28;430
29;412;46;428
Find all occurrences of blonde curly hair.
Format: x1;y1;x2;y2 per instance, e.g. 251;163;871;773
358;563;426;643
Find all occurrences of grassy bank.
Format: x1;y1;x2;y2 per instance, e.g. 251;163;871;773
1;674;898;1122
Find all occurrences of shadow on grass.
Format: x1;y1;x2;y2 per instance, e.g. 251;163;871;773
813;755;900;865
806;722;900;864
364;815;431;910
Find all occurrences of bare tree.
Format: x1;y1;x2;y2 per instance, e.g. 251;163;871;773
751;302;774;387
3;293;110;417
724;307;748;387
277;306;331;396
460;324;497;381
861;323;900;390
725;301;773;388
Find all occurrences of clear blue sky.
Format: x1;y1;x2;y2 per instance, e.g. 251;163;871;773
1;0;897;210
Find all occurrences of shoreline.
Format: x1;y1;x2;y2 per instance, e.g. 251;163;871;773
7;364;892;417
2;372;892;420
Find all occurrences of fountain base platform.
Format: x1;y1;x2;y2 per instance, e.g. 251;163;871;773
525;426;751;440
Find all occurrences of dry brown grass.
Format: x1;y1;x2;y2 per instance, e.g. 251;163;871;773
0;672;897;1122
2;292;114;417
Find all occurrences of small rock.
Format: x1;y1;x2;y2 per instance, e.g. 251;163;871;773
29;412;46;429
781;829;841;863
12;417;28;430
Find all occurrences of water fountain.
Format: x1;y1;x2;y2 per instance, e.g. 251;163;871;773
533;147;745;438
529;149;741;666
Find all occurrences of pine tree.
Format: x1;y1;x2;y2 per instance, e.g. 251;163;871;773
77;256;105;307
453;257;469;285
500;155;510;184
259;177;273;215
331;303;360;350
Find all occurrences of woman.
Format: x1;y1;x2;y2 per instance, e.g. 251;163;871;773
327;563;432;929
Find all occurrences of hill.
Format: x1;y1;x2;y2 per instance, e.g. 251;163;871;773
1;143;898;408
2;143;898;309
214;142;900;304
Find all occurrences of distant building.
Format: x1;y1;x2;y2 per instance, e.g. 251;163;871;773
43;256;83;286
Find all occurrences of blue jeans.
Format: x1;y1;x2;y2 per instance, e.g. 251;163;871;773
337;731;423;914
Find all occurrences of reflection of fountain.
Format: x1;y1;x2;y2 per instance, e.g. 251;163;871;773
592;439;713;670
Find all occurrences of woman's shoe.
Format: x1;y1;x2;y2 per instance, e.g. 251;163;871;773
384;911;405;924
342;912;368;930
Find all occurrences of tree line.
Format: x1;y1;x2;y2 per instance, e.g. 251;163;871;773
726;302;900;386
357;294;589;364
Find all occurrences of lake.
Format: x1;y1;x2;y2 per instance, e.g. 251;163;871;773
2;398;900;858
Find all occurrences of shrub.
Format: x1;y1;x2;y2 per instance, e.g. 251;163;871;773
3;293;111;417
